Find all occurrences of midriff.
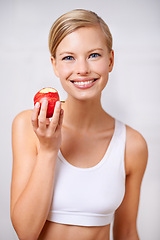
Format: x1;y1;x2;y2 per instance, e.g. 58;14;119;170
38;221;110;240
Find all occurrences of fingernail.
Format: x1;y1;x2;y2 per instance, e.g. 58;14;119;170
43;99;48;106
56;101;61;108
35;102;40;108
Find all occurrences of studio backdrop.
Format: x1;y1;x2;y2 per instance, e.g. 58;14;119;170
0;0;160;239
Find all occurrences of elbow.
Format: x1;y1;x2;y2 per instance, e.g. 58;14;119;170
12;227;38;240
11;214;39;240
113;223;139;240
113;229;139;240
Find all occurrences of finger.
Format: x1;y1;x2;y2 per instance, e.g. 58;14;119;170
57;109;64;131
50;101;61;131
31;102;40;130
38;99;48;130
46;118;50;126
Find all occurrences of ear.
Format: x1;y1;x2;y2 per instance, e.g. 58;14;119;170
51;56;59;77
108;50;114;72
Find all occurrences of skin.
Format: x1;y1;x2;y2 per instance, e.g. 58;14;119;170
11;26;148;240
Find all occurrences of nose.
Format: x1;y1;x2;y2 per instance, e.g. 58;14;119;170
75;58;90;75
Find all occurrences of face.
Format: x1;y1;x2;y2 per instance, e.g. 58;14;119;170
51;26;114;101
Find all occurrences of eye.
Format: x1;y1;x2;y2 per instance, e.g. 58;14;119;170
89;53;101;58
62;56;74;61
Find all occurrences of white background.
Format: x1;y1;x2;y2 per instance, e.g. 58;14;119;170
0;0;160;239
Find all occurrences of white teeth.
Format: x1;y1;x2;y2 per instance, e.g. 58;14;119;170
73;80;94;86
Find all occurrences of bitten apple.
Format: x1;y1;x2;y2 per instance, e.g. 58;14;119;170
34;87;59;118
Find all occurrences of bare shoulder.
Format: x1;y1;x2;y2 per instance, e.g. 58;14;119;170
12;109;38;152
13;109;34;133
125;125;148;176
12;109;32;129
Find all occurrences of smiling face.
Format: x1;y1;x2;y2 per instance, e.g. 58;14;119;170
51;26;114;101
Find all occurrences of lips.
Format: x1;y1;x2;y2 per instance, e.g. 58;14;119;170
70;78;98;89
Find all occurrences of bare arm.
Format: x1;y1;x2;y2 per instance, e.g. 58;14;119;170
113;126;148;240
11;100;63;240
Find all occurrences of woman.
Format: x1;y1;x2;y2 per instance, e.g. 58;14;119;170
11;9;148;240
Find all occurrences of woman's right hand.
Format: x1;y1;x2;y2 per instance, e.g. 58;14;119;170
31;99;64;153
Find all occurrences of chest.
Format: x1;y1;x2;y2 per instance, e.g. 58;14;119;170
51;144;125;217
60;128;114;168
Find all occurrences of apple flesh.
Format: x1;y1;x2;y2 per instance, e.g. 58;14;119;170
34;87;59;118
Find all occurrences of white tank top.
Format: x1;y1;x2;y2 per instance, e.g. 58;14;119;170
47;119;126;226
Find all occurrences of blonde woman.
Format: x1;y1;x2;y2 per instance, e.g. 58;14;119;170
11;9;148;240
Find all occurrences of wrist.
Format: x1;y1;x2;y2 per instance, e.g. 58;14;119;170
37;146;59;161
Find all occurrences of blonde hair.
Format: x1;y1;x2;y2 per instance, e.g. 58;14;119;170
48;9;113;58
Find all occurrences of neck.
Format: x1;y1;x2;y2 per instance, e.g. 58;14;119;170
62;95;106;131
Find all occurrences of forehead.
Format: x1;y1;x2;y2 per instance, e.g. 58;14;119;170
56;26;107;54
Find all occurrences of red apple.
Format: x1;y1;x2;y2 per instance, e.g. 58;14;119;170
34;87;59;118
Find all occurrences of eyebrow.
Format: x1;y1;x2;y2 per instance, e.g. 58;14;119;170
88;48;104;53
59;48;104;56
59;52;74;56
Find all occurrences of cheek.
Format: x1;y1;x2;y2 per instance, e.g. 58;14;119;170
94;60;110;90
94;60;110;76
56;63;72;79
56;64;73;92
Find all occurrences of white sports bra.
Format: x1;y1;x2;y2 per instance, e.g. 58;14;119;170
47;119;126;226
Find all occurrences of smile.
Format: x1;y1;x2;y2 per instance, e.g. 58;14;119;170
73;80;94;86
71;78;97;89
71;79;97;85
70;79;98;89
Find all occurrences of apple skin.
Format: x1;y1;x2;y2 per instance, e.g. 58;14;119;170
34;87;60;118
